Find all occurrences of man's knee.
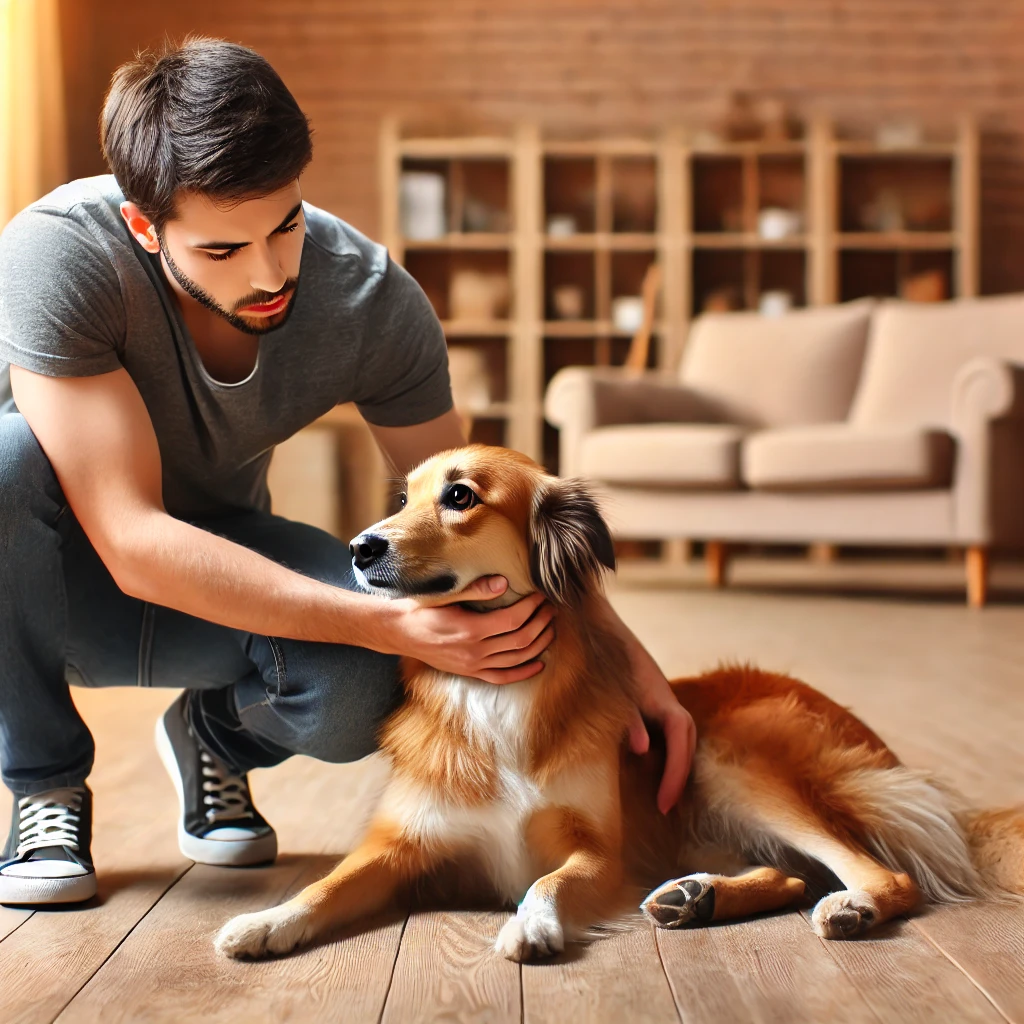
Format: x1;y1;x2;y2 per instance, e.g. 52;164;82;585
240;644;404;764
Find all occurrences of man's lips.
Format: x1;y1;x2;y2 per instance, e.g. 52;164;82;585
240;292;291;315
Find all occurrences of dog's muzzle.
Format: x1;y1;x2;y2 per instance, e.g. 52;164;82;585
349;532;389;570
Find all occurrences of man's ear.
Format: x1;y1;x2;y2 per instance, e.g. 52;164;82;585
120;201;161;254
529;478;616;605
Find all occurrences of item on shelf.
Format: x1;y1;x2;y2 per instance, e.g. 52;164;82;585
753;97;799;141
860;189;905;232
758;207;803;240
399;171;446;240
711;90;763;142
903;193;952;232
449;269;510;321
462;197;508;234
547;214;577;237
759;290;793;317
611;296;646;334
552;284;585;320
702;286;741;313
612;162;657;232
876;120;924;150
447;346;493;413
900;268;948;303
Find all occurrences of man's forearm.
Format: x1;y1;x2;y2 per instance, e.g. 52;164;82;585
112;509;395;649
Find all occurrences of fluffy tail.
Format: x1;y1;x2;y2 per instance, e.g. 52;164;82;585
837;767;1024;902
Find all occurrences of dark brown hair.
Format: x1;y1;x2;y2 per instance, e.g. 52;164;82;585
100;37;313;229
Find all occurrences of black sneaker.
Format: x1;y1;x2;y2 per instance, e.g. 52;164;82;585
155;693;277;867
0;785;97;905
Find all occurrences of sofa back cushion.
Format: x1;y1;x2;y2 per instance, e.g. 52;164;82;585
678;300;874;428
850;294;1024;430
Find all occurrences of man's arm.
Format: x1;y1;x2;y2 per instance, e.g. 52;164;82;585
10;366;552;682
366;407;466;477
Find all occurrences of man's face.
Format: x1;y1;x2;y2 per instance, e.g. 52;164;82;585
124;181;305;335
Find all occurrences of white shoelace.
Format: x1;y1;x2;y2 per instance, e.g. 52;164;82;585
200;752;253;824
16;791;83;856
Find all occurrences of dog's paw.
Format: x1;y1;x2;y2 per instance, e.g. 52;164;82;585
811;890;878;939
214;903;313;960
640;874;716;929
494;894;565;962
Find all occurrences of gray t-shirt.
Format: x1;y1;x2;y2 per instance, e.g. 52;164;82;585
0;175;452;517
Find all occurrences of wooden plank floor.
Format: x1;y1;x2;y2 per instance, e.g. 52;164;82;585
2;557;1023;1023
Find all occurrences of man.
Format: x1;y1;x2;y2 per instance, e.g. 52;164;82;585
0;38;694;905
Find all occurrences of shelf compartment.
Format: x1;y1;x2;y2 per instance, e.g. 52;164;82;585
447;336;510;405
611;157;658;233
692;248;806;315
839;156;953;233
404;249;511;322
840;249;955;303
692;156;745;233
544;157;597;234
545;250;596;321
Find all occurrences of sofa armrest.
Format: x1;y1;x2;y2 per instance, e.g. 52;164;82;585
950;357;1024;545
544;367;720;476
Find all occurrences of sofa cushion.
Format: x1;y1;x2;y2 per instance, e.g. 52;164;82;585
743;424;956;491
579;424;746;489
678;299;874;428
850;294;1024;430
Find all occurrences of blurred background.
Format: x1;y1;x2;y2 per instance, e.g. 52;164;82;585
5;0;1024;603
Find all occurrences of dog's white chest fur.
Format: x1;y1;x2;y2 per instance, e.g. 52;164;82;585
379;676;577;902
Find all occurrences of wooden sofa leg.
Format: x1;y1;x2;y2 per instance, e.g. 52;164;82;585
966;546;989;608
706;541;729;588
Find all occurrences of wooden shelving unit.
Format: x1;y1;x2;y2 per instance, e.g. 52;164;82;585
380;117;978;471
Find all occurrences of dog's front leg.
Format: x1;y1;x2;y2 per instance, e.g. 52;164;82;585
495;808;625;962
215;819;430;960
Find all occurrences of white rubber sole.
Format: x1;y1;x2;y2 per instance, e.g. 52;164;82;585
0;869;96;905
155;714;278;868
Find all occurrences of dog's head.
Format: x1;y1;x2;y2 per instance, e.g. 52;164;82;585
349;444;615;607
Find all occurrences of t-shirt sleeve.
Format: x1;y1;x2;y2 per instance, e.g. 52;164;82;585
352;256;453;427
0;207;125;378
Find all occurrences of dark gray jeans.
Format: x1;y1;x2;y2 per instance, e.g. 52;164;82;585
0;410;403;799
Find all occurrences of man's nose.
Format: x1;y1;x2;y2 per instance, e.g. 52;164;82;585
350;533;389;570
250;245;288;295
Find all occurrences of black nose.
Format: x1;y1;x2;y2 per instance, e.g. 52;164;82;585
350;533;389;570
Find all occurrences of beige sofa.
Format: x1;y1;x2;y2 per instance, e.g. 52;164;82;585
545;295;1024;606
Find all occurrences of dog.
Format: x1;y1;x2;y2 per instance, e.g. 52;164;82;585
215;444;1024;962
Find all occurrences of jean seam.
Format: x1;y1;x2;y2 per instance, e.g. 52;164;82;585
266;636;287;699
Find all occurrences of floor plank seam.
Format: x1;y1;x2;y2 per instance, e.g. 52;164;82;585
376;912;410;1024
0;910;36;946
651;929;689;1024
49;862;195;1024
911;919;1015;1024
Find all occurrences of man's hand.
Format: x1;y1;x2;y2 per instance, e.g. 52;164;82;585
595;596;696;815
380;576;556;685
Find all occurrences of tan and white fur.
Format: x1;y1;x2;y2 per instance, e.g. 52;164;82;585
215;445;1024;962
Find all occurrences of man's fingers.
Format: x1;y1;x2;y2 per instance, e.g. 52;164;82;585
475;659;545;686
480;601;554;657
482;623;555;669
493;591;547;634
627;706;650;755
449;575;508;604
656;711;696;815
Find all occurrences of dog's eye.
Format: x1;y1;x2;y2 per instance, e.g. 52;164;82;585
441;483;478;511
399;492;407;508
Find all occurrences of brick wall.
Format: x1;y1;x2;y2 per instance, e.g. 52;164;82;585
62;0;1024;293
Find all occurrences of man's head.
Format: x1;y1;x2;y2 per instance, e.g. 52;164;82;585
102;38;311;333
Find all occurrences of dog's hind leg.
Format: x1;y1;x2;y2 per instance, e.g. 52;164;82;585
641;866;806;929
215;819;432;959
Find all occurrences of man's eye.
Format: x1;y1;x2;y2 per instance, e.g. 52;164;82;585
204;249;236;262
442;484;478;511
279;222;300;235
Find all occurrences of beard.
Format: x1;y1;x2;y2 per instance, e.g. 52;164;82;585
159;240;299;336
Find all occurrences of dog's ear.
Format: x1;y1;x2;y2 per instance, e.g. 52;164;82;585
529;478;616;605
